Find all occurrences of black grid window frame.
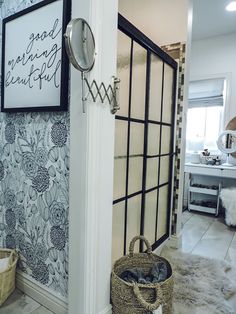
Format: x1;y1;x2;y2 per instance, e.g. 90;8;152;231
114;14;178;255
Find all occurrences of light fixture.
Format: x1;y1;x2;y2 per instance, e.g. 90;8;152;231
226;1;236;11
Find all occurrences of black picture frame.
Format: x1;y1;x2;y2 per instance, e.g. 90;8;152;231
1;0;71;112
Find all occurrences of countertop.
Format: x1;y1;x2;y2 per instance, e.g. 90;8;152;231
185;162;236;171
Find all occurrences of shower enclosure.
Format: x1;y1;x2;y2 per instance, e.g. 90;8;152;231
112;15;177;262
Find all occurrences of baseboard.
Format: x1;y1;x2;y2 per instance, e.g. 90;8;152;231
167;234;182;249
153;238;169;255
99;305;112;314
16;271;68;314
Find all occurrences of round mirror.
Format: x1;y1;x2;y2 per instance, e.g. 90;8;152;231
217;130;236;154
226;116;236;158
64;18;95;72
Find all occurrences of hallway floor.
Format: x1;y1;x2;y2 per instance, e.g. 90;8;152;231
1;289;54;314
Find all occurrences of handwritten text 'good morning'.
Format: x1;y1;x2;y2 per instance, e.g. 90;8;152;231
5;19;62;90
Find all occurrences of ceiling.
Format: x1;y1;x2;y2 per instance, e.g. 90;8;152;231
193;0;236;40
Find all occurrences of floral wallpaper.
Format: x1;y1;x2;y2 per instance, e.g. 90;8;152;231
0;0;69;297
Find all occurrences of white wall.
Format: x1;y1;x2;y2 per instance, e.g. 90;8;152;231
190;32;236;125
119;0;189;46
69;0;118;313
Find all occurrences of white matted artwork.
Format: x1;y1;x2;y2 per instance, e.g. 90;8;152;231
1;0;71;112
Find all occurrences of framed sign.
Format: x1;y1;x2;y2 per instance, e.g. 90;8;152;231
1;0;71;112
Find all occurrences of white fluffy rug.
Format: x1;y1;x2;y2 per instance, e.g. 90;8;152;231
161;248;236;314
220;188;236;226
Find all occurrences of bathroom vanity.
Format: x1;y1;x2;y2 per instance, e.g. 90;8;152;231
185;162;236;215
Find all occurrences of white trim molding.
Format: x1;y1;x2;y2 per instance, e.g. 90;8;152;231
175;0;193;237
68;0;118;313
16;271;68;314
167;234;183;249
99;305;112;314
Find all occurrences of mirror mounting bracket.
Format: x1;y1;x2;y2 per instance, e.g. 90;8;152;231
81;73;120;114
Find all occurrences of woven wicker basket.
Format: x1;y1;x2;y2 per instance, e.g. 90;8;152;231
111;236;173;314
0;249;18;306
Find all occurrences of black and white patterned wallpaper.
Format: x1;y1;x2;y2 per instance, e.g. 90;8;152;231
0;0;69;297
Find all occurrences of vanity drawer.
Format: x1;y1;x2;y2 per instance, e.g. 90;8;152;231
185;165;222;177
220;169;236;179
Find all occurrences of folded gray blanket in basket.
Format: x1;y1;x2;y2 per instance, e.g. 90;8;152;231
120;262;168;284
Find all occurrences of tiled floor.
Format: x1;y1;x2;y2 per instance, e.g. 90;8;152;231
181;210;236;261
1;289;54;314
180;210;236;312
2;211;236;313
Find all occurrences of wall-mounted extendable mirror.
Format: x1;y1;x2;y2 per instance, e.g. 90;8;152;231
64;18;120;114
65;18;95;72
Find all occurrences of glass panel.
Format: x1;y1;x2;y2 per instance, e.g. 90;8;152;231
130;42;147;120
146;157;159;190
128;157;143;195
144;191;157;245
159;156;170;185
147;124;160;156
161;126;171;155
127;195;142;253
149;55;163;122
114;120;128;157
117;31;131;117
129;122;144;156
113;159;126;200
112;202;125;264
162;63;174;124
156;185;169;240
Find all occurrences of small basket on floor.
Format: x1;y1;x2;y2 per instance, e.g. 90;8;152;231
111;236;173;314
0;249;18;306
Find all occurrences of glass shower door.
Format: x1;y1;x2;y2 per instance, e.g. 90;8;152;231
112;15;177;262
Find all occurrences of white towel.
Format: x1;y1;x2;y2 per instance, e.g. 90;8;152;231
153;306;163;314
0;257;9;273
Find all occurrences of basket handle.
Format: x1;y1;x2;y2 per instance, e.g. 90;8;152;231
129;236;152;257
8;250;17;266
133;283;163;311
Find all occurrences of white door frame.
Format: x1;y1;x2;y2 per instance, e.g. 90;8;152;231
68;0;118;313
175;0;193;240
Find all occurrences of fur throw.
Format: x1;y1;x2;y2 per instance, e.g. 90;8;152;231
161;247;236;314
220;188;236;226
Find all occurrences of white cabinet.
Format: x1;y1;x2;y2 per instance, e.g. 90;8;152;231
185;163;236;215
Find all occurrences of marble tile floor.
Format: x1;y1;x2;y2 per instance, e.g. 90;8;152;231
181;210;236;261
0;289;54;314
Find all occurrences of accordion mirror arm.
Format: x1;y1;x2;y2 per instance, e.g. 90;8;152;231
81;72;87;113
64;18;120;114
